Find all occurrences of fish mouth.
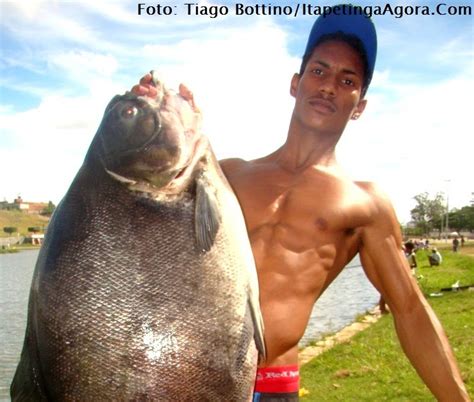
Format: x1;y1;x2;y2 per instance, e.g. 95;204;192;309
105;169;138;185
105;136;209;197
171;164;191;182
105;164;190;193
161;135;209;193
105;164;186;185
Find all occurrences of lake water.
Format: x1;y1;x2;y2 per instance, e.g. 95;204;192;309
0;250;38;401
0;250;378;401
300;256;380;345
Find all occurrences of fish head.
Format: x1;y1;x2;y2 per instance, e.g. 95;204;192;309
96;73;206;194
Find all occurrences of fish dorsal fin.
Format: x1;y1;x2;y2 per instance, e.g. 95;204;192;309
195;175;221;252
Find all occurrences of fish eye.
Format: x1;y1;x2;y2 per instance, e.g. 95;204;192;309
121;105;139;119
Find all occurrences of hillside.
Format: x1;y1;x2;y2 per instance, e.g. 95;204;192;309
0;210;50;237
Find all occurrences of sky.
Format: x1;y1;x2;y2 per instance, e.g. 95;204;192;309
0;0;473;224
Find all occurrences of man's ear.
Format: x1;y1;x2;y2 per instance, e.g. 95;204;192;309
290;73;300;98
351;99;367;120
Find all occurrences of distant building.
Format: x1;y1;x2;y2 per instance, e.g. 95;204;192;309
12;196;49;214
0;196;50;214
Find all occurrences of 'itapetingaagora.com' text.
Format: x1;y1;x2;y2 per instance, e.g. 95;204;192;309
137;3;472;19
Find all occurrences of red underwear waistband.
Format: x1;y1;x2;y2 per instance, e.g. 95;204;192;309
254;365;300;393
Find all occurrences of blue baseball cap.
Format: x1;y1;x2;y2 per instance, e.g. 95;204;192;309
303;4;377;87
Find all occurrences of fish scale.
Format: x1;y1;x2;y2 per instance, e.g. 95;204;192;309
11;83;264;401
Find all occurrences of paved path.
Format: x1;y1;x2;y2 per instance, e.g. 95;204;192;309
299;308;383;366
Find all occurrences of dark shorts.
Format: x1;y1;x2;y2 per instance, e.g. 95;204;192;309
253;391;299;401
253;365;299;402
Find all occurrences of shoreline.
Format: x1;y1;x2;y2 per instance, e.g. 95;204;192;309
299;307;382;366
0;245;41;254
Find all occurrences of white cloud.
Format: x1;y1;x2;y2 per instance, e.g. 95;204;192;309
48;50;119;81
0;20;299;205
338;71;473;223
435;36;474;64
2;2;98;47
0;90;121;203
69;0;147;26
1;2;472;224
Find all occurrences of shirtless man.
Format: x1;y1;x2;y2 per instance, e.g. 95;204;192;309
132;5;469;401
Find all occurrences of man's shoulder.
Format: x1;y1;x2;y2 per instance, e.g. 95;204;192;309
219;157;247;174
219;158;251;182
353;180;399;224
350;180;402;243
219;156;269;178
354;180;391;204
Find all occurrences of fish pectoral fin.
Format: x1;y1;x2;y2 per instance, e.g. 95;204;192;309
248;294;267;364
195;176;221;252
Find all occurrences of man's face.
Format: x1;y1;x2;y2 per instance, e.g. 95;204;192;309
290;39;367;135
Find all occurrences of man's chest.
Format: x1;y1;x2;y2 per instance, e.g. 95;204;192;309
232;169;375;239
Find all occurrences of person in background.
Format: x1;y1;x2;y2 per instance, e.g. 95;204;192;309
378;295;389;315
428;248;442;267
453;237;460;252
404;241;418;272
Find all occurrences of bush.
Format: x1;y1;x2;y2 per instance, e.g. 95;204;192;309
3;226;18;235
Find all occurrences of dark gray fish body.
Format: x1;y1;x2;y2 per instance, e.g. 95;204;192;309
11;75;264;401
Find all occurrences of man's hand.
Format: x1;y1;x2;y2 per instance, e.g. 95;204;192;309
131;72;158;98
178;83;200;114
130;72;202;132
131;73;200;113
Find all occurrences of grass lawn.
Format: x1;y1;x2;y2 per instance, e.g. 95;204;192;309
416;243;474;294
0;210;49;237
300;244;474;401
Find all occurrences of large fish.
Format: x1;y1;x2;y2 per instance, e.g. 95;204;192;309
11;72;265;401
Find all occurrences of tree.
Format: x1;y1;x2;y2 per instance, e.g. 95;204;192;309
448;205;474;232
3;227;18;235
28;226;42;233
463;205;474;231
41;201;56;216
410;192;445;235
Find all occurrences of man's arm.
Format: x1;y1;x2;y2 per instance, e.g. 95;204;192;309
358;184;470;401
